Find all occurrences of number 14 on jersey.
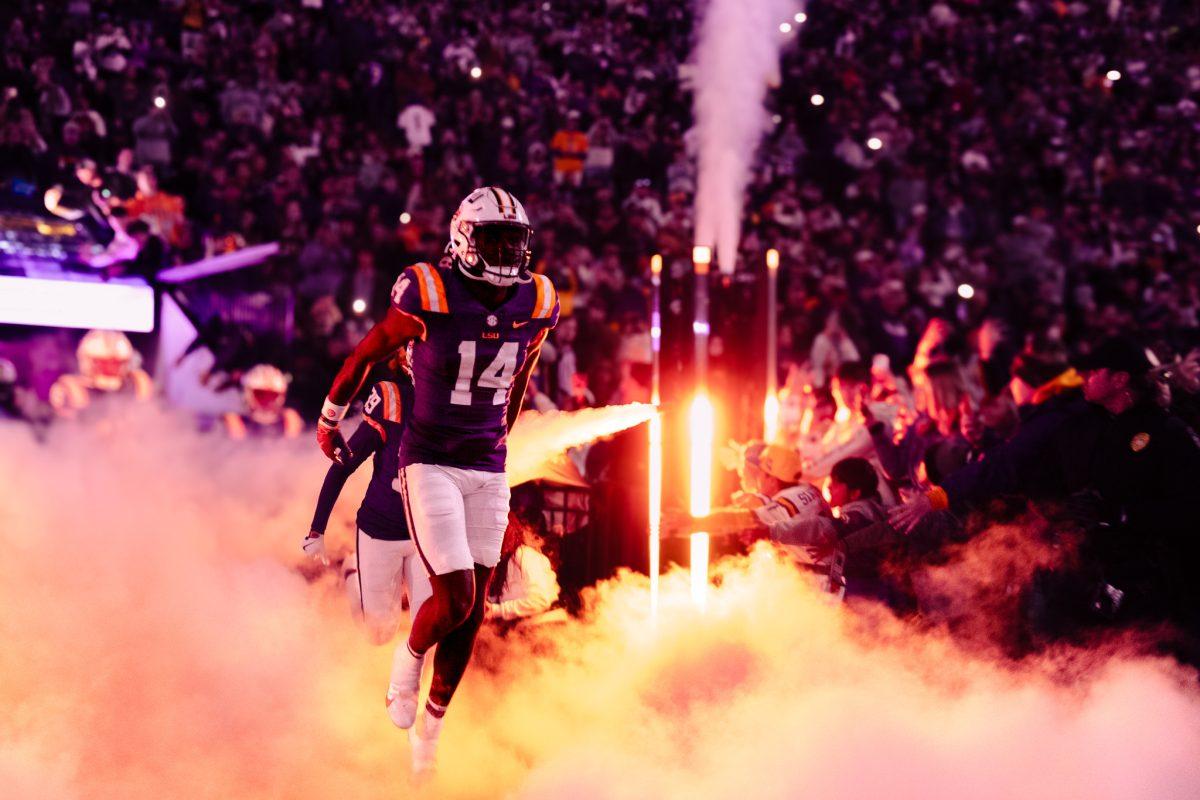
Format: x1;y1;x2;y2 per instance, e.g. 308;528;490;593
452;340;518;405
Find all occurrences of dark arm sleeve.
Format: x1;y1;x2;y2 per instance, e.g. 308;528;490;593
308;422;381;534
841;521;900;553
869;421;925;486
941;407;1066;514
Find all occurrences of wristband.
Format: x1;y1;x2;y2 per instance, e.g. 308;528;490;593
320;397;349;425
926;486;949;511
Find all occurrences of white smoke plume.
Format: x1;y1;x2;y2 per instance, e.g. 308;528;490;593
2;403;1199;799
692;0;799;272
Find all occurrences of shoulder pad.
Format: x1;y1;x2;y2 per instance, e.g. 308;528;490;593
530;273;557;320
131;369;154;401
223;412;247;440
365;381;404;423
282;408;304;438
50;375;88;411
407;262;450;313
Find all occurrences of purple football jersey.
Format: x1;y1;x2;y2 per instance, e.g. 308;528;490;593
391;261;559;472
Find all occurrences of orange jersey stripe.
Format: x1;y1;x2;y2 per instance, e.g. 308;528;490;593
414;262;448;312
412;265;432;310
532;274;556;318
429;268;448;312
384;381;402;422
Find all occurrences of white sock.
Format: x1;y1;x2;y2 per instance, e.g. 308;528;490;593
419;701;446;740
388;641;424;696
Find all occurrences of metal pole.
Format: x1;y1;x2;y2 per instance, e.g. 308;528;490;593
764;248;780;442
692;246;711;385
650;254;662;406
648;254;663;617
689;245;713;609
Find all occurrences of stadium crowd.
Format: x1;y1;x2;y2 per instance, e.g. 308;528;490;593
1;0;1199;654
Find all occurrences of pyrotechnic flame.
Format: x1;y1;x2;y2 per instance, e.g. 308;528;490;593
688;393;715;518
763;391;780;443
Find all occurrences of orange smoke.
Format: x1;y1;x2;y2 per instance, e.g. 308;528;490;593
1;403;1199;799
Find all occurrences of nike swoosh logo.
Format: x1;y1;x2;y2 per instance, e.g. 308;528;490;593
512;320;529;328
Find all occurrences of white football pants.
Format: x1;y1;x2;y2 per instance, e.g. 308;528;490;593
345;531;433;645
398;463;510;575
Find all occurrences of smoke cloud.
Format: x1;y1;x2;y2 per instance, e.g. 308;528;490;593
507;403;655;486
2;403;1199;799
692;0;799;272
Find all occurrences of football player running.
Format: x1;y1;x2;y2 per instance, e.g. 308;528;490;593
315;187;558;777
302;350;432;720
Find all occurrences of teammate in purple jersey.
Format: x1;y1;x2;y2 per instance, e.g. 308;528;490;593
315;187;558;778
303;352;434;733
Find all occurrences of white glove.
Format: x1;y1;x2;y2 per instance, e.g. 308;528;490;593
302;531;328;565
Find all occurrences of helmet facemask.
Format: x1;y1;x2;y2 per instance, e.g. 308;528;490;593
248;388;286;415
458;221;531;287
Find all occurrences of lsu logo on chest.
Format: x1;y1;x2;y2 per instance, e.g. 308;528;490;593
483;313;501;339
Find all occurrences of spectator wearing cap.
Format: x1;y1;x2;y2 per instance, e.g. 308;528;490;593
665;444;836;589
667;444;827;539
704;455;898;602
1072;338;1200;628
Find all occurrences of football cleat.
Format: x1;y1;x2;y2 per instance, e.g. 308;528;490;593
386;644;425;728
408;706;444;780
385;683;419;729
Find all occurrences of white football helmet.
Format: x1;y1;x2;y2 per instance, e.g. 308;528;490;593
242;364;289;415
77;329;135;391
447;187;533;287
